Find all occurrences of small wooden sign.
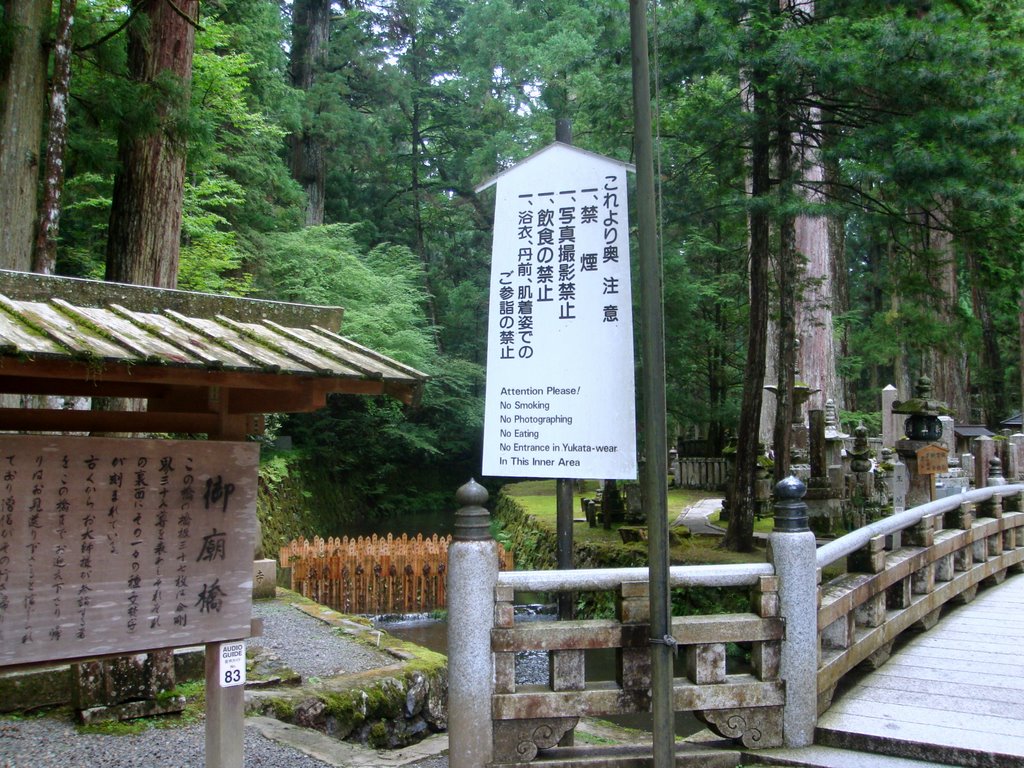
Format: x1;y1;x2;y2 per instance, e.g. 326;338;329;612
915;443;949;475
0;435;258;667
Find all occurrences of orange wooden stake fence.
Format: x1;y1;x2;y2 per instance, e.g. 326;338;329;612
278;533;514;614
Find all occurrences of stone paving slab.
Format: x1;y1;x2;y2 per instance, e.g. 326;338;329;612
817;573;1024;767
249;716;449;767
742;744;969;768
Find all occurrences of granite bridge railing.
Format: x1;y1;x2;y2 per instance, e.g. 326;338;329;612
445;479;1024;768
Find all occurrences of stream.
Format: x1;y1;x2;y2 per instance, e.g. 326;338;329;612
375;605;704;737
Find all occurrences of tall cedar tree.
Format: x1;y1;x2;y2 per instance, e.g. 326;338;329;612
0;0;48;271
105;0;200;288
34;0;78;275
289;0;332;226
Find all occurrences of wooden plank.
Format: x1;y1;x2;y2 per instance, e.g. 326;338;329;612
0;297;137;361
0;435;258;667
166;312;314;374
111;306;252;369
0;375;173;400
55;301;199;365
0;307;64;355
304;324;425;378
217;317;365;377
0;407;225;434
820;574;1024;764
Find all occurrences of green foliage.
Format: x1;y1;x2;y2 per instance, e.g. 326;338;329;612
31;0;1024;538
255;224;435;367
839;410;883;437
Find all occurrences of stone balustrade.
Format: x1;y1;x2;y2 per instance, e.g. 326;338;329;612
815;485;1024;711
446;480;1024;768
489;566;783;763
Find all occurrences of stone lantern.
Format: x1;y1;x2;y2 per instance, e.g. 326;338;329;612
764;381;820;467
892;375;953;506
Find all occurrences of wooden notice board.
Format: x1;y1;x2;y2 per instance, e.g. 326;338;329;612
0;435;258;667
915;443;949;476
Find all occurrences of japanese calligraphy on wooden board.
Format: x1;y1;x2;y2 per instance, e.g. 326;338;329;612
915;443;949;476
477;143;638;480
0;436;258;667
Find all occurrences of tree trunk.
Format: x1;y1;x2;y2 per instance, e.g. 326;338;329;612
822;107;848;410
725;74;771;553
918;206;970;421
773;111;796;482
105;0;199;288
794;107;838;413
34;0;77;275
1019;286;1024;422
0;0;48;271
289;0;331;227
964;246;1004;426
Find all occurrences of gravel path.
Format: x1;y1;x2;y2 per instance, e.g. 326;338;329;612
248;600;395;678
0;718;336;768
0;598;447;768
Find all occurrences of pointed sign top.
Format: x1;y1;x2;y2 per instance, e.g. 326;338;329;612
474;141;636;194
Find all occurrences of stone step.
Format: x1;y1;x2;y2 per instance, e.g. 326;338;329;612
816;720;1019;768
514;742;742;768
738;744;966;768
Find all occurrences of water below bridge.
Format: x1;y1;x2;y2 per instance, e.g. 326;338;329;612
376;607;707;738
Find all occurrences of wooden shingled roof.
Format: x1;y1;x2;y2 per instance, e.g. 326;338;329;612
0;270;427;439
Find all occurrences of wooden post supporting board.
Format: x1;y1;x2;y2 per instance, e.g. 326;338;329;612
205;639;247;768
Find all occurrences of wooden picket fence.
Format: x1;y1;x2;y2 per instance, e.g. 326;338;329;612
278;533;514;614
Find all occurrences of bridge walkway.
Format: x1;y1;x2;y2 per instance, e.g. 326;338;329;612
750;572;1024;768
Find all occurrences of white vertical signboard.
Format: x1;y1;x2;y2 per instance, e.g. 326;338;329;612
478;143;637;479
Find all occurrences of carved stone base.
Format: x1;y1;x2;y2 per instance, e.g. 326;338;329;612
493;717;579;763
695;706;782;748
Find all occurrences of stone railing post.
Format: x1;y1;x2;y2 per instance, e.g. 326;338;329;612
448;479;498;768
768;475;818;747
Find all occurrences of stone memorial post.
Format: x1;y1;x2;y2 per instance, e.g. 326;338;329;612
448;480;498;768
973;436;995;490
938;416;956;458
768;476;817;747
881;384;900;448
1010;434;1024;481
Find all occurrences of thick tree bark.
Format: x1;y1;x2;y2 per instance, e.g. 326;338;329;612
105;0;199;288
919;206;970;422
0;0;48;271
794;109;838;413
964;246;1004;426
773;112;796;482
823;114;848;410
289;0;331;226
34;0;77;275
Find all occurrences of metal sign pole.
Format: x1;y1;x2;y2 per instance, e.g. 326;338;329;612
628;2;673;767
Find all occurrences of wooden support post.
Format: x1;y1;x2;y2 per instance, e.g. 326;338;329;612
205;640;246;768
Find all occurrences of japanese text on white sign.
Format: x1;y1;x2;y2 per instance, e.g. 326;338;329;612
480;144;637;479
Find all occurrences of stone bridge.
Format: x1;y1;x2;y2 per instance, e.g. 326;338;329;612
446;479;1024;768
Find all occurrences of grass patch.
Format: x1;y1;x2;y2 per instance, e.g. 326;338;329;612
708;509;775;535
502;480;766;566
